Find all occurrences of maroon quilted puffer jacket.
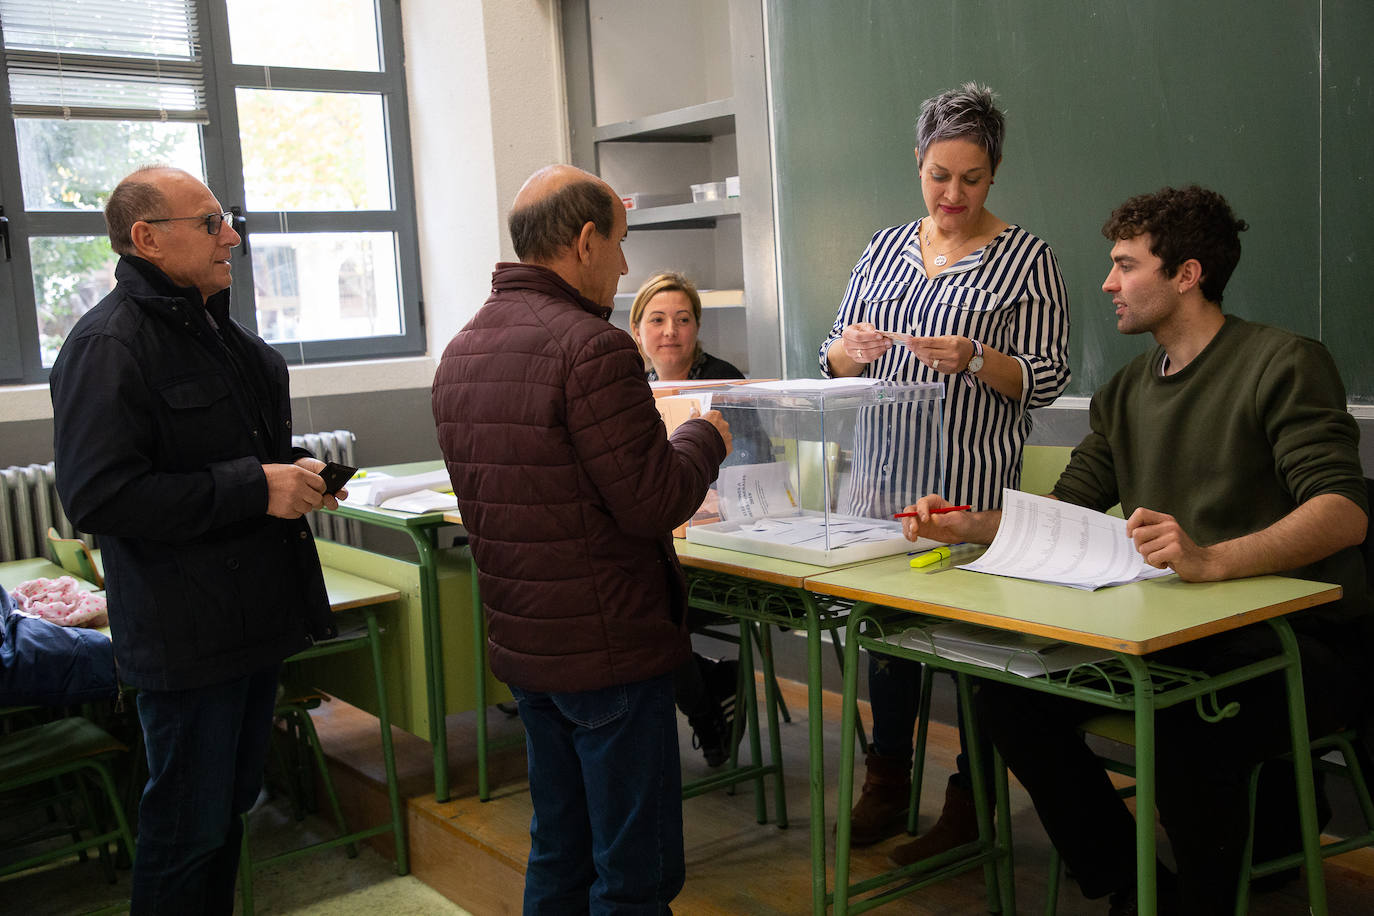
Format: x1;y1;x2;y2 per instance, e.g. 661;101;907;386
431;263;727;693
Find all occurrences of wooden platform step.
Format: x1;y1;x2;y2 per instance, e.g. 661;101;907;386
304;678;1374;915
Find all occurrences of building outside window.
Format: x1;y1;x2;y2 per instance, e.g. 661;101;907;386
0;0;423;383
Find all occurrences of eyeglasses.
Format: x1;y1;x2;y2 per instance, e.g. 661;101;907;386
143;210;235;236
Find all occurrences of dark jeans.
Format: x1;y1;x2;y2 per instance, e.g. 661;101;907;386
130;663;281;916
511;673;685;915
976;626;1359;913
869;654;976;785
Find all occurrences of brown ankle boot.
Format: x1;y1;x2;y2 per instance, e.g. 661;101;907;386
887;775;979;866
845;753;912;847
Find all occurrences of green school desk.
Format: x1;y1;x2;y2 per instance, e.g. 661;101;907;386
323;460;472;803
674;539;882;916
805;554;1341;915
441;509;524;803
239;566;408;908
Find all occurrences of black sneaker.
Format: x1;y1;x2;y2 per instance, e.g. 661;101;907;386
1107;864;1180;915
688;657;742;767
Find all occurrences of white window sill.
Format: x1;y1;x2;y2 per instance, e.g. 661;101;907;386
1;356;439;423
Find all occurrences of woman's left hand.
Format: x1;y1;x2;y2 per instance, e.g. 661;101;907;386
904;335;973;374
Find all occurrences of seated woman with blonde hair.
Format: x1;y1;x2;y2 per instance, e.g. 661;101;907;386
630;271;744;382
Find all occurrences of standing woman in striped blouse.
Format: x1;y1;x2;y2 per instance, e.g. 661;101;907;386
819;83;1071;864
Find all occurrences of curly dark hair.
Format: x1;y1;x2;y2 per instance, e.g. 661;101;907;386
1102;185;1249;304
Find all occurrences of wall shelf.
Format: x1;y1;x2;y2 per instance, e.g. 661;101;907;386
626;197;740;229
594;98;736;143
613;288;744;312
564;0;777;376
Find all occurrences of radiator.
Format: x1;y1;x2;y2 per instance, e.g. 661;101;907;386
0;429;361;564
292;429;364;547
0;462;80;563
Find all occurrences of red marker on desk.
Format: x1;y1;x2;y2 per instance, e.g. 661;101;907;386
892;505;971;519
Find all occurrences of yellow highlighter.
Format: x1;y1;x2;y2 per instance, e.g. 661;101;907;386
910;546;953;568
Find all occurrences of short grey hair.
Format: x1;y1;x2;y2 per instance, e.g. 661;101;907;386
105;164;174;256
508;179;615;264
915;82;1006;174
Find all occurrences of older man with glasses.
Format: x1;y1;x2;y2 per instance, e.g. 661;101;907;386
50;166;342;915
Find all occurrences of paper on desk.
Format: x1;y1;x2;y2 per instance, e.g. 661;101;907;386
360;468;453;508
888;622;1113;678
379;488;458;513
963;489;1174;590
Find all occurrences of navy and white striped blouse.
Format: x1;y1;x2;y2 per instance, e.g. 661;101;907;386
818;218;1071;512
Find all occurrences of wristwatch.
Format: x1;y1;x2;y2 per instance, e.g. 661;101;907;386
965;339;985;374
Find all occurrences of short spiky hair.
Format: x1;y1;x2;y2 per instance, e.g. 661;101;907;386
915;82;1006;173
1102;185;1249;305
508;179;615;263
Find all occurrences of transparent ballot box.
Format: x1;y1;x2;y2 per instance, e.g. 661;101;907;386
684;379;945;565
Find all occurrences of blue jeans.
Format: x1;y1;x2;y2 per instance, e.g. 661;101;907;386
511;673;684;915
130;663;281;915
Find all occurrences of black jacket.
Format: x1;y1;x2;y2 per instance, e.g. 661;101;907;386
50;257;334;690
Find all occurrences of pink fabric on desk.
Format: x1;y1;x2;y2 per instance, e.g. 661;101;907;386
12;576;108;628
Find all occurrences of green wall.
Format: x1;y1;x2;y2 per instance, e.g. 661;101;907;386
768;0;1374;402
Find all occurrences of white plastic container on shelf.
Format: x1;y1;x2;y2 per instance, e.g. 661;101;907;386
683;379;945;565
725;175;740;198
690;180;727;203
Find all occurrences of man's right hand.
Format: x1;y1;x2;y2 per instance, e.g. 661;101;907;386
899;493;999;544
698;409;733;457
264;463;327;518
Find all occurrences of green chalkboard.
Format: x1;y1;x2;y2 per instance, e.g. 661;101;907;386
768;0;1374;403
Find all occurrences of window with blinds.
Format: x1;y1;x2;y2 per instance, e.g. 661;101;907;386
2;0;207;122
0;0;423;382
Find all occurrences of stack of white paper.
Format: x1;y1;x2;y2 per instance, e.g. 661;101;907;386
963;489;1174;590
344;468;457;513
887;621;1113;678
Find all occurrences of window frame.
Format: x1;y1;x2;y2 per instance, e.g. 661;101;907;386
0;0;425;383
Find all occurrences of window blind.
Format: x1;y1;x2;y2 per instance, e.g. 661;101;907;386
0;0;207;122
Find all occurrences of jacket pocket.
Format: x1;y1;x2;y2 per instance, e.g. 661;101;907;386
155;374;239;465
171;528;297;661
158;374;230;409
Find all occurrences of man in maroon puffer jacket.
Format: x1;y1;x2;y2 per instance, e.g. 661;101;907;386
432;164;732;914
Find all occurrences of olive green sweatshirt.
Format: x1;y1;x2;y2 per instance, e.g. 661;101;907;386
1053;314;1368;629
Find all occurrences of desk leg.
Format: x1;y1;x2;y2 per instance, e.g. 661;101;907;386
757;622;789;828
957;671;1008;914
802;592;829;916
407;529;449;803
472;553;492;802
1271;618;1326;914
368;607;409;874
833;602;871;916
1124;655;1157;915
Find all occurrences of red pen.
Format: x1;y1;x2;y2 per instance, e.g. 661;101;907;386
893;505;971;518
